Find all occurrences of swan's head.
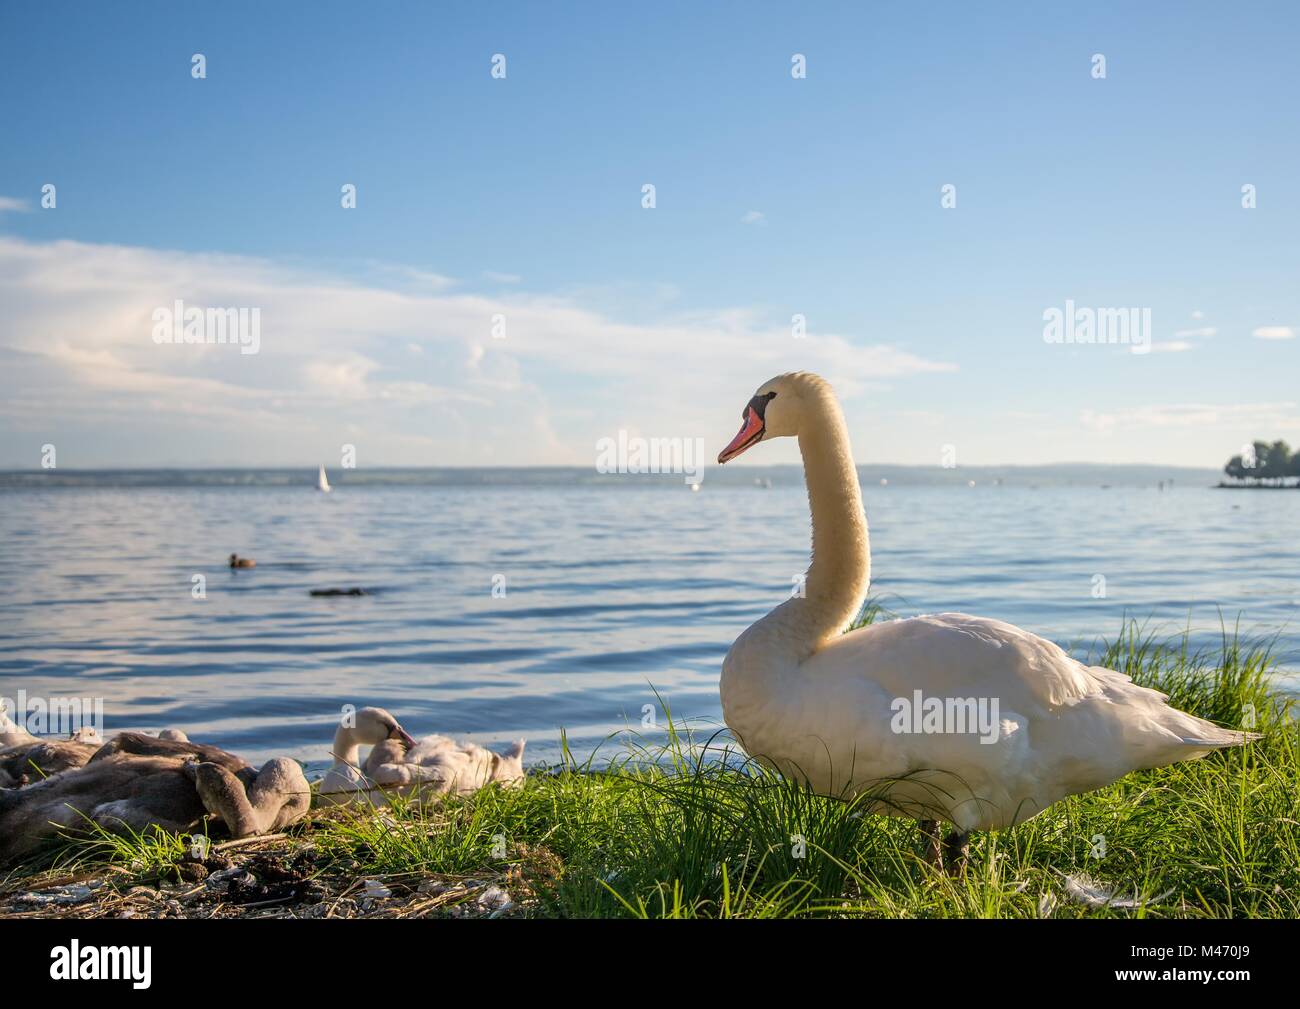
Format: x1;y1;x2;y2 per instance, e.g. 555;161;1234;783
718;372;824;463
349;706;417;747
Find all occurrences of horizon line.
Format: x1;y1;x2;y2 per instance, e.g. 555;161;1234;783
0;461;1224;473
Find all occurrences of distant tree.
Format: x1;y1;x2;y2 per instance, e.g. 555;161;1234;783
1264;440;1291;484
1223;440;1297;486
1251;440;1271;480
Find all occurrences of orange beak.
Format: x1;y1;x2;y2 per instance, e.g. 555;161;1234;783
718;406;765;464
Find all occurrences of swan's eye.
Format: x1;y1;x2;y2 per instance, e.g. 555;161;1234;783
746;391;778;422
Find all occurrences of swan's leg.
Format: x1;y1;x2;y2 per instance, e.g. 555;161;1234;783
943;829;970;875
918;819;943;868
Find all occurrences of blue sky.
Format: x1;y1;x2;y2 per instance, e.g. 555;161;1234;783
1;0;1297;468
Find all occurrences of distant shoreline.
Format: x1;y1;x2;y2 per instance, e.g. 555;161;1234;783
0;462;1222;490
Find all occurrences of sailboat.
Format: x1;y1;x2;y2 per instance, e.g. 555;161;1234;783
317;464;331;493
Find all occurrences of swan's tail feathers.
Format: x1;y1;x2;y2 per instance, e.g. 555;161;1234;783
1157;702;1262;755
1181;728;1261;749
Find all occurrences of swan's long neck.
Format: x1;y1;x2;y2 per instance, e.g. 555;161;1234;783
799;395;870;648
332;725;361;770
758;391;870;660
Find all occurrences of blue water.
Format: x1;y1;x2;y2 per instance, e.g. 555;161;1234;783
1;476;1296;771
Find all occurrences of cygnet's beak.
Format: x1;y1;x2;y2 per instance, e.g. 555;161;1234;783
390;725;417;747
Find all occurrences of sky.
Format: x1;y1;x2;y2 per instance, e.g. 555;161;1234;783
1;0;1297;470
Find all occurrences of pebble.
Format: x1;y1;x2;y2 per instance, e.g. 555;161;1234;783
478;889;512;910
362;879;392;899
14;881;102;906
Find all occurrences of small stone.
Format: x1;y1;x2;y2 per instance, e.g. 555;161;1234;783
478;884;511;908
362;879;392;899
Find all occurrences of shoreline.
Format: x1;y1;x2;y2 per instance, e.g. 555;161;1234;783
3;625;1294;920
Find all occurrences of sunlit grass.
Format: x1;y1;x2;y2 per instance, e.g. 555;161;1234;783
8;619;1296;918
54;818;194;877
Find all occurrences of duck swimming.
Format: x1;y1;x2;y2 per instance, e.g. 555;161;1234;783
715;372;1257;869
229;553;256;568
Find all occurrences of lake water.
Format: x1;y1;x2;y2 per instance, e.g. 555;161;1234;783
1;473;1296;771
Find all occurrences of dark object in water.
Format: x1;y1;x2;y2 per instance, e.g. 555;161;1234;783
229;553;256;568
309;588;369;597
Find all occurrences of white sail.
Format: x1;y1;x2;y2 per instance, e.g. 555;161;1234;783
317;464;331;493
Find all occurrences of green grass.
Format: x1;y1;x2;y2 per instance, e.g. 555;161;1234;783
9;618;1298;918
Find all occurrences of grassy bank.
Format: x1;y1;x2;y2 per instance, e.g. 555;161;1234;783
2;621;1297;919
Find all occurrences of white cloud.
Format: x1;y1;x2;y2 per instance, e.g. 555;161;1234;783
1080;401;1300;433
1252;326;1294;340
740;210;766;225
0;235;955;465
1172;327;1215;338
0;196;29;214
1147;340;1194;353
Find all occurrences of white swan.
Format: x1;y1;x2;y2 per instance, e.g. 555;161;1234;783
365;733;526;799
317;707;526;806
716;372;1257;864
317;707;415;806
